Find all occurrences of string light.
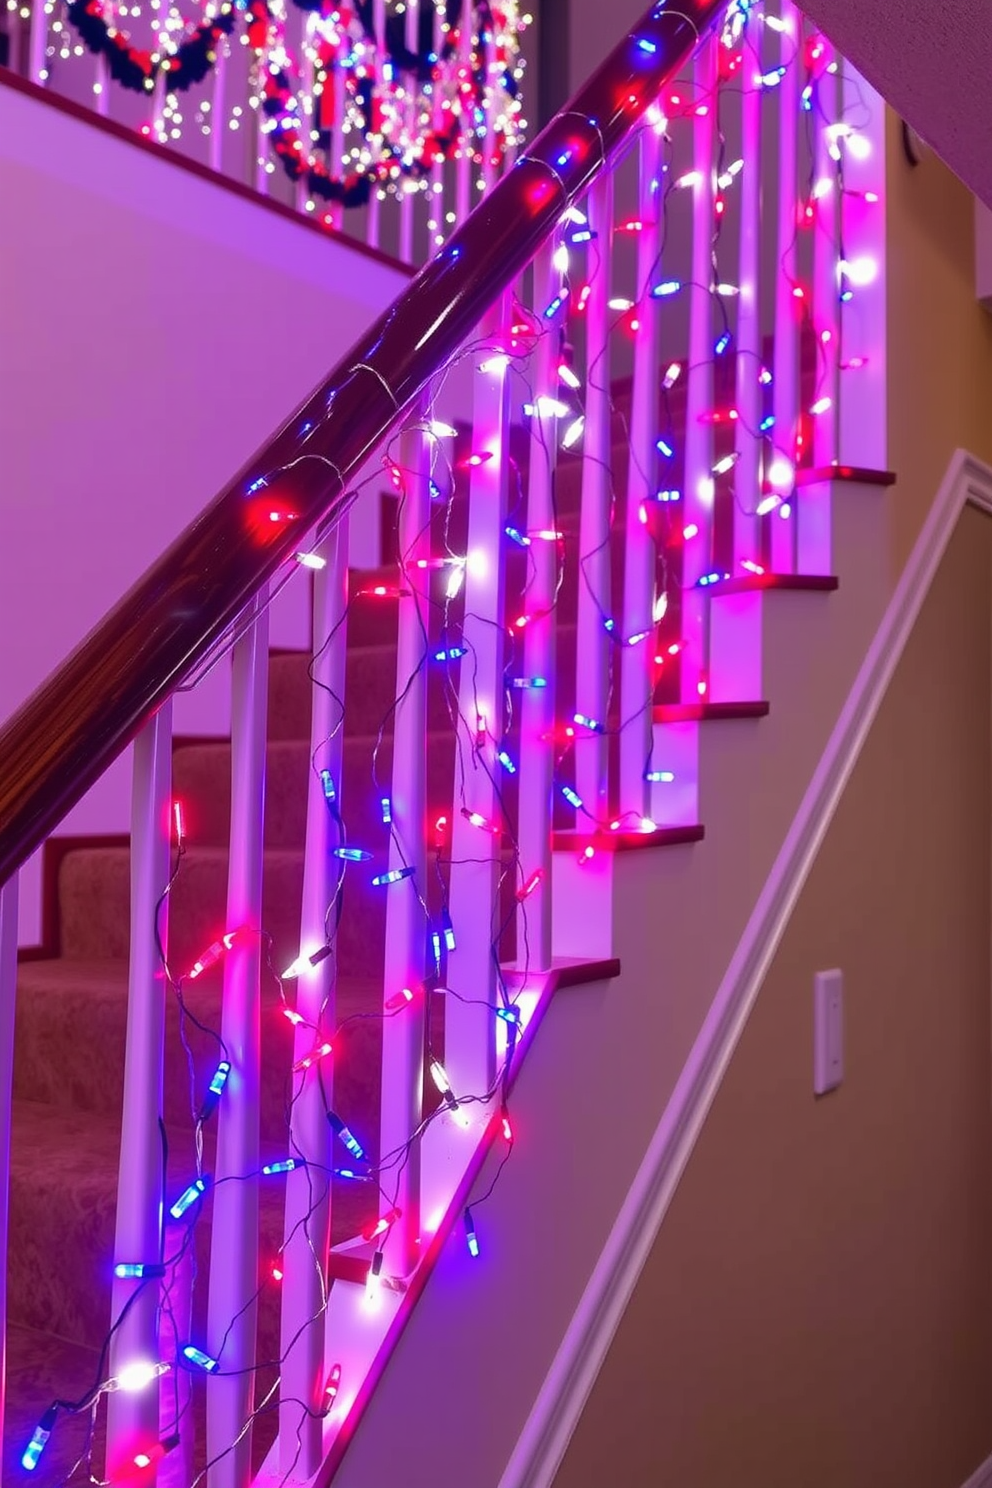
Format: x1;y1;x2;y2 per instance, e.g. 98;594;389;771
362;1209;402;1243
114;1261;166;1279
133;1435;181;1471
371;865;416;886
169;1176;211;1220
187;925;250;981
262;1157;307;1175
182;1345;219;1374
516;869;545;901
328;1112;365;1161
198;1059;231;1121
323;1364;343;1413
113;1361;170;1393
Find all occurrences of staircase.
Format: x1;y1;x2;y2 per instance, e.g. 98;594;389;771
0;1;902;1484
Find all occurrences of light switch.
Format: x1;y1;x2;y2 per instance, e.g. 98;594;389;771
813;969;844;1095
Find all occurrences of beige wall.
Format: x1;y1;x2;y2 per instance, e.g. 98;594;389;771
886;111;992;568
554;502;992;1488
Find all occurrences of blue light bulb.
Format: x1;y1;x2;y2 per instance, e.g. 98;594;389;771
371;866;416;887
182;1345;219;1374
208;1061;231;1097
169;1176;210;1221
328;1112;365;1161
114;1261;166;1280
21;1408;57;1471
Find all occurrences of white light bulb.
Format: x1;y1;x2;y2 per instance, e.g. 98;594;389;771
839;256;877;287
116;1361;167;1393
767;457;794;490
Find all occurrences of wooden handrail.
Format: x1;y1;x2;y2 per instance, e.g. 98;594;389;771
0;0;726;886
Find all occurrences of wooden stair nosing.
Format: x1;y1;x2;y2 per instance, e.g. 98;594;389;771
653;700;770;723
713;573;839;597
551;826;704;852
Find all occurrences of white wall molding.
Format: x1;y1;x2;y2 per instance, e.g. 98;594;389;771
961;1451;992;1488
500;449;992;1488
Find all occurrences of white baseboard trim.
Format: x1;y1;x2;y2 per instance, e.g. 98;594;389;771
961;1451;992;1488
500;450;992;1488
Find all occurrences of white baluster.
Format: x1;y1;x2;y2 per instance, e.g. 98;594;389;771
255;68;270;197
278;520;348;1477
479;10;496;196
618;122;662;821
769;0;801;572
106;705;172;1477
0;873;19;1466
206;594;269;1488
398;0;418;261
679;39;717;703
95;52;110;117
209;38;227;174
296;7;314;215
454;0;472;224
812;37;840;467
573;173;613;823
733;22;762;572
151;70;167;152
379;417;430;1274
28;0;47;83
7;9;21;76
427;0;446;251
327;50;347;235
158;1220;193;1488
515;244;558;970
836;64;887;472
445;297;510;1103
367;0;386;249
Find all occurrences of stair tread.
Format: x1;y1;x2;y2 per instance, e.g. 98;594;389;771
653;700;770;722
553;824;705;851
714;572;838;595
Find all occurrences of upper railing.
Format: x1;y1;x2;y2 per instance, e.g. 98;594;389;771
0;1;887;1483
1;0;529;263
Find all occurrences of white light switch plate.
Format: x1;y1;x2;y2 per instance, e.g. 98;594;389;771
814;969;844;1095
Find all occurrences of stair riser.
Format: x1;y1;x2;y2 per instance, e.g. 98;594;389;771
173;735;458;852
267;643;462;746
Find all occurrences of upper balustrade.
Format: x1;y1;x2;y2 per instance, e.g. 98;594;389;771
1;0;529;263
